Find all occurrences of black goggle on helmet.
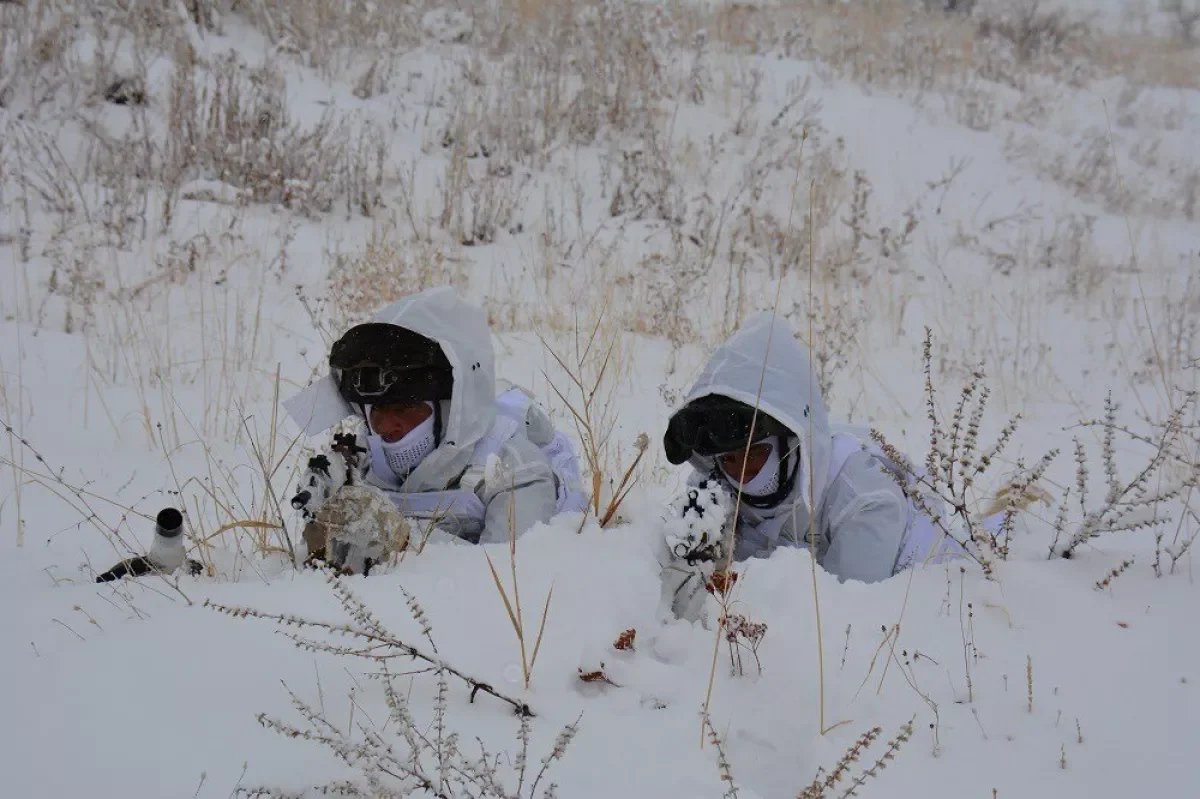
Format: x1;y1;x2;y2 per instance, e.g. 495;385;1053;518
663;395;791;465
329;323;454;406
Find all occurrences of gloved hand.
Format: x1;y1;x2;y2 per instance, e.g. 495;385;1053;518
292;454;337;521
291;434;370;523
662;479;735;565
312;483;413;576
658;479;735;623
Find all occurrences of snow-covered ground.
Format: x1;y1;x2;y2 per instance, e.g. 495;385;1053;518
1;1;1197;796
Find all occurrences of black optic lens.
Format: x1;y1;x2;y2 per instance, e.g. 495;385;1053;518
349;365;393;397
701;406;761;453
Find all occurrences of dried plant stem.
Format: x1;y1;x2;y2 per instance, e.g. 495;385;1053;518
1094;557;1135;590
205;572;535;717
237;401;297;563
959;567;973;703
484;478;553;691
598;435;649;527
798;725;882;799
701;711;740;798
702;136;808;747
836;717;915;799
1026;655;1034;714
539;307;645;527
2;331;26;546
804;178;831;735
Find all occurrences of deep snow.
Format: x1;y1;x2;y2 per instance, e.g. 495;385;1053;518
1;1;1198;797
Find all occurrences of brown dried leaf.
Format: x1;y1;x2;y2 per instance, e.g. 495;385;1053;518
577;665;621;687
614;628;636;651
705;570;739;596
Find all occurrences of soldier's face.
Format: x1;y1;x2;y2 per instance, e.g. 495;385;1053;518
370;402;433;443
718;441;772;484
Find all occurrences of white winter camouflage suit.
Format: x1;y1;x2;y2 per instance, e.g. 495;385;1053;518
677;313;910;584
284;287;560;547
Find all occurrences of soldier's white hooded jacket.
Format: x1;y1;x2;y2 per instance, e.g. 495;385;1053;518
675;313;912;584
284;287;563;545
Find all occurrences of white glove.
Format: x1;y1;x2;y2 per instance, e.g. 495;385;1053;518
658;479;735;624
291;433;370;522
662;479;735;564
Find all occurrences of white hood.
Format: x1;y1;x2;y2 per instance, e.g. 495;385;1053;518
284;286;498;491
678;312;833;514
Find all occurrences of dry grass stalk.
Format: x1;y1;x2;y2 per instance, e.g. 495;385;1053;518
890;647;943;755
539;309;645;526
959;567;974;704
1;353;26;547
1026;655;1034;714
484;477;554;691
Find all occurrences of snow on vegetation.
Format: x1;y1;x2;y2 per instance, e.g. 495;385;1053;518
1;0;1197;796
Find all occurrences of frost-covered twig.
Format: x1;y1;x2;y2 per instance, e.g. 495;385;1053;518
216;574;583;797
1056;392;1198;559
252;667;578;798
701;711;740;798
204;571;534;717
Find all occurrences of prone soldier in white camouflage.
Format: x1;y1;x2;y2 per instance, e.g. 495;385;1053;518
285;287;587;575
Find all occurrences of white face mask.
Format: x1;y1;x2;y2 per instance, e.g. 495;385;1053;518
367;403;436;480
720;437;782;497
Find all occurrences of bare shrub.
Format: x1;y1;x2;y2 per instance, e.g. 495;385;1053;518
437;113;531;246
540;308;649;526
1184;167;1200;220
976;1;1081;65
606;134;685;226
207;575;582;797
232;0;419;79
1162;0;1200;45
785;294;866;405
871;329;1061;577
40;232;105;334
325;229;465;333
930;0;979;12
164;51;385;219
1052;391;1199;567
946;82;1000;131
451;0;673;167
